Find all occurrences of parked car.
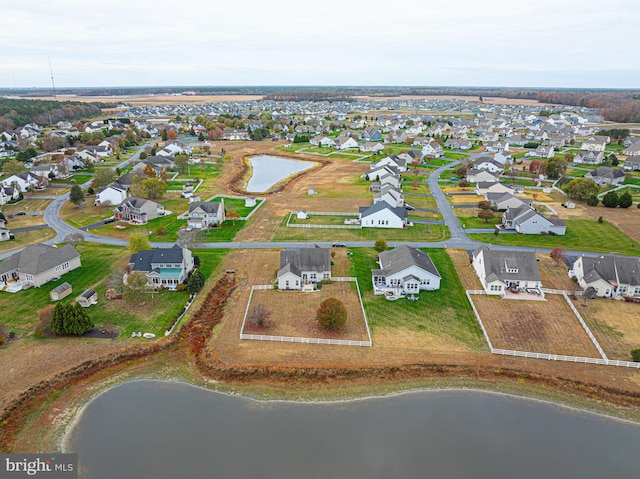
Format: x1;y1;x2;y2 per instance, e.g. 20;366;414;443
404;204;415;211
103;217;116;224
331;242;347;247
14;211;26;216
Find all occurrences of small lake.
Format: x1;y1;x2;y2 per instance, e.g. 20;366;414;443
246;155;314;192
65;380;640;479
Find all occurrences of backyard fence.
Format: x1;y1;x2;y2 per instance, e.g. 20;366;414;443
466;290;640;369
240;280;372;347
286;212;361;229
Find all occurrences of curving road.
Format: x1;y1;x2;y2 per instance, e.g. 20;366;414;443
0;149;614;261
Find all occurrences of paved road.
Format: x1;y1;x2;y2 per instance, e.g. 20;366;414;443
0;147;626;263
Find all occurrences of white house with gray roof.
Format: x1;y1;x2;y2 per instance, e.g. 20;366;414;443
501;205;566;235
584;167;625;186
126;244;194;290
472;246;542;296
372;246;441;295
187;200;225;229
571;255;640;298
0;244;81;290
277;246;331;290
359;202;408;229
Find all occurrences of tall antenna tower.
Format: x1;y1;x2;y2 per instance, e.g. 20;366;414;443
48;56;57;101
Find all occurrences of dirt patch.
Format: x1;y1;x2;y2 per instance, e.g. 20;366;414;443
244;283;368;342
470;294;600;357
585;205;640;243
573;298;640;361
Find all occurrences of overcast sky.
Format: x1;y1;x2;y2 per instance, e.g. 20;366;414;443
1;0;638;89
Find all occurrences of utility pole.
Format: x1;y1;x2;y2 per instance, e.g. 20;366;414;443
48;56;57;101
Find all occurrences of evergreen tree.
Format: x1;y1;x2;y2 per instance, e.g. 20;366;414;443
602;190;619;208
619;191;633;208
187;270;205;294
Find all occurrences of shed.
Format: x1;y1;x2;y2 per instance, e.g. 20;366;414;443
50;282;72;301
245;197;257;207
77;288;98;307
297;209;308;220
308;188;318;196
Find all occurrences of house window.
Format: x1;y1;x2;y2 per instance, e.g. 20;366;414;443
285;280;289;288
634;287;640;295
26;274;33;282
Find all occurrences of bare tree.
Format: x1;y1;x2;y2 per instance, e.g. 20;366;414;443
249;304;270;327
64;232;85;247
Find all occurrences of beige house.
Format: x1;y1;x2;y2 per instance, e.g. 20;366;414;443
0;244;81;289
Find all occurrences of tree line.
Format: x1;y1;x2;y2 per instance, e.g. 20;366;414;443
0;99;105;132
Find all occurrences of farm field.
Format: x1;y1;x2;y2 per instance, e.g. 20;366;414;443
470;294;601;357
571;298;640;361
243;282;369;342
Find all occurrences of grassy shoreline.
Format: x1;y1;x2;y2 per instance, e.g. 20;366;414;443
10;349;640;454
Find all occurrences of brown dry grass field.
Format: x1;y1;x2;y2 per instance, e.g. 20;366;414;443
243;282;369;342
470;294;601;357
447;249;482;289
215;142;370;242
29;94;263;106
572;298;640;361
448;194;485;205
536;255;579;291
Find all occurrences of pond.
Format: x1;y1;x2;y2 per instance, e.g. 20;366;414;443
64;380;640;479
246;155;314;193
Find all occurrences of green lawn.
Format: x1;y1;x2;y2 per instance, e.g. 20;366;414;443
469;219;640;256
623;177;640;186
349;248;486;351
0;244;228;338
274;218;449;242
443;152;469;160
288;213;358;226
221;197;264;218
457;213;501;229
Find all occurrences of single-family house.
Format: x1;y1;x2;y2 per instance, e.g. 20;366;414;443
421;141;443;158
487;193;532;211
50;282;72;301
334;136;359;150
359;141;384;153
385;131;408;144
584;167;625;186
187;201;225;229
581;139;607;152
95;184;128;207
475;182;515;197
78;144;113;158
373;185;404;208
277;246;331;290
114;197;165;224
493;151;513;165
531;145;555;159
623;157;640;171
162;140;192;154
373;155;407;172
362;165;399;182
573;150;605;165
30;163;58;179
359;202;408;229
126;244;194;290
361;127;382;142
0;244;81;289
466;169;500;184
372;246;441;295
0;186;20;205
501;205;566;235
2;171;45;192
472;246;542;296
474;157;503;173
570;255;640;298
623;144;640;157
485;141;509;153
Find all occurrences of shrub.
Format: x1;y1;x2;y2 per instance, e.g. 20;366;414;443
598;216;604;223
176;283;187;292
156;226;167;236
316;298;347;331
631;349;640;362
249;303;270;327
586;196;599;207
